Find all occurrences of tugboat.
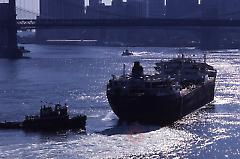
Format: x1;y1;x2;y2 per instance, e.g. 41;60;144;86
107;54;217;125
22;103;86;130
122;49;133;56
0;103;87;131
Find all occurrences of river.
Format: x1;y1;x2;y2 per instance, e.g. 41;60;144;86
0;45;239;158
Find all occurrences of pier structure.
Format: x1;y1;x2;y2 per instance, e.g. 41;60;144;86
0;0;22;59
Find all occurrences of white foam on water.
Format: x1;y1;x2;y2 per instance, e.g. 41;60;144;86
102;111;117;121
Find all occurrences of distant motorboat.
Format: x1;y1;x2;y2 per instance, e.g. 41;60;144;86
19;46;30;53
122;49;133;56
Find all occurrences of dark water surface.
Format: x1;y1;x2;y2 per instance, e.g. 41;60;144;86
0;45;240;158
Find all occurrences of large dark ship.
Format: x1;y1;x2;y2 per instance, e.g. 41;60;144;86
107;54;217;125
0;103;87;131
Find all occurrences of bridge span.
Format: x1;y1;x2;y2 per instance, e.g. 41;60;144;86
13;18;240;29
2;18;240;30
2;0;240;58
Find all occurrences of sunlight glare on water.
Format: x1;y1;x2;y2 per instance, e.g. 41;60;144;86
0;46;240;158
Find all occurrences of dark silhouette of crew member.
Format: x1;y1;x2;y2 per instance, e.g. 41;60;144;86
132;61;144;78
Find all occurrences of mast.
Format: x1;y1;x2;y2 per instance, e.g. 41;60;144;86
123;64;126;77
204;54;207;63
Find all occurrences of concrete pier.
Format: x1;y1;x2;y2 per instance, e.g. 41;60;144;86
0;0;22;58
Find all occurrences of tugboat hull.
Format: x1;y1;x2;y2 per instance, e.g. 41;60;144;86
0;104;87;131
22;116;87;131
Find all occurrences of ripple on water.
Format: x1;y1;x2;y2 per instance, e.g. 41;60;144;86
1;46;240;158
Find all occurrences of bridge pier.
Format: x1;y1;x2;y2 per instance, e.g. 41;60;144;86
0;0;22;59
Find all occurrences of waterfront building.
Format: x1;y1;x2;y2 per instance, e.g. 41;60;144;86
111;0;127;19
127;0;147;18
166;0;199;18
86;0;113;19
201;0;240;19
89;0;102;6
36;0;85;43
147;0;165;18
40;0;84;19
201;0;219;19
222;0;240;19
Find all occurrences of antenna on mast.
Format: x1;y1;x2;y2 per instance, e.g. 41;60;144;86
204;54;207;63
123;64;126;77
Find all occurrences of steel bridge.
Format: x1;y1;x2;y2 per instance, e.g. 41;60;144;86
2;0;240;58
14;18;240;29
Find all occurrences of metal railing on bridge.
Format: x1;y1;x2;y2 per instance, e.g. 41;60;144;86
13;18;240;29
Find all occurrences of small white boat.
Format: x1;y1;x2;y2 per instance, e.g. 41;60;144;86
122;49;133;56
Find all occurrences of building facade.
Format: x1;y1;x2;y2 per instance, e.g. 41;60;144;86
201;0;240;19
166;0;199;18
86;2;110;19
89;0;102;6
127;0;148;18
147;0;165;18
37;0;85;43
111;0;127;19
40;0;84;19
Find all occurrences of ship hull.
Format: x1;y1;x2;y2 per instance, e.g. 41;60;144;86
22;116;86;131
107;81;215;125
